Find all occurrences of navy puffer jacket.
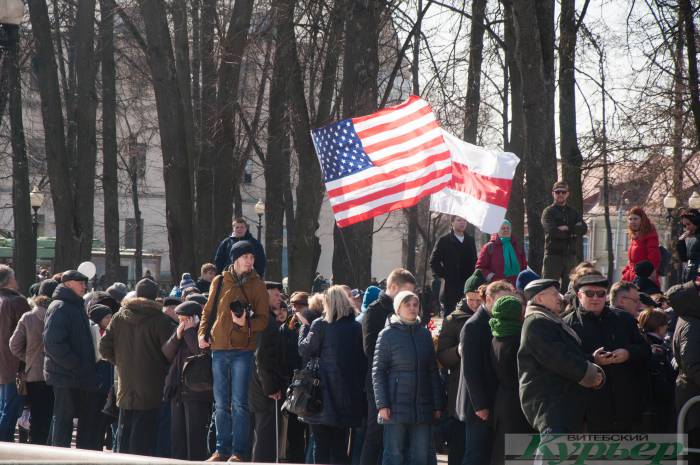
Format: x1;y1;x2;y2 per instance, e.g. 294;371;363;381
372;316;443;424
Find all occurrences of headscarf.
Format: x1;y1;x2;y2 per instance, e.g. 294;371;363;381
489;295;523;338
499;220;520;277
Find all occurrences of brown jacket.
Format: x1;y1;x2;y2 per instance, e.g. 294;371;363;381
198;270;269;351
9;305;48;382
0;288;31;383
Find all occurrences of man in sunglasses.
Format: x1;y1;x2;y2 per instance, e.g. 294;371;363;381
563;274;651;433
541;181;588;290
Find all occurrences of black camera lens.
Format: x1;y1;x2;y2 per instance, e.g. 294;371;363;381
230;301;245;318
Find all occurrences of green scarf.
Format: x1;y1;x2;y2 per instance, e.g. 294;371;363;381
489;296;523;338
500;236;520;277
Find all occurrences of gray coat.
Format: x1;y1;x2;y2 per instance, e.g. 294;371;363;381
670;282;700;431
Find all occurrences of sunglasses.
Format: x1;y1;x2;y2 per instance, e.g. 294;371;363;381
553;191;568;195
582;289;607;298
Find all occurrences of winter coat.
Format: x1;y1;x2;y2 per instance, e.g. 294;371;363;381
196;278;212;294
541;203;588;256
373;316;443;425
436;308;471;418
429;231;478;308
0;287;31;384
518;303;600;433
491;335;532;435
455;306;498;421
362;292;394;394
645;331;676;433
99;297;176;410
213;232;266;276
249;314;288;413
43;285;97;390
198;271;269;352
9;305;47;382
475;235;528;284
281;317;303;375
563;305;651;432
162;322;211;403
298;315;366;427
669;282;700;431
621;230;661;282
677;235;700;282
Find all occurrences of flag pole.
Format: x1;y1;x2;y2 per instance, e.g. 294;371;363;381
335;221;358;285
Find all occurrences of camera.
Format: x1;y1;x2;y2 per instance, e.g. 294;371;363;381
230;300;252;318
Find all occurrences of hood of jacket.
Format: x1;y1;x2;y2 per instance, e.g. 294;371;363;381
667;281;700;319
388;313;422;329
120;297;164;324
51;284;84;307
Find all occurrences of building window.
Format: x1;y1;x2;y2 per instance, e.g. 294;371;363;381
583;236;589;261
127;136;148;180
244;159;252;184
124;218;143;249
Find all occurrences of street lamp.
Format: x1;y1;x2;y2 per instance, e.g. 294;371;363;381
689;192;700;210
29;187;44;238
663;192;678;222
254;199;265;242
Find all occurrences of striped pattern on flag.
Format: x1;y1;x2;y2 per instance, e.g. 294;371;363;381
311;96;452;227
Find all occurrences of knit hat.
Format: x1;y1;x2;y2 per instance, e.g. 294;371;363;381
361;286;381;312
86;291;120;313
135;278;159;300
89;304;112;326
489;296;523;338
634;260;654;279
464;269;486;294
393;290;419;313
179;273;195;290
106;282;128;303
38;279;59;298
230;240;255;265
516;268;540;291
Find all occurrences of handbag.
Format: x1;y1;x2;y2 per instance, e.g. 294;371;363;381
181;276;224;393
15;361;27;396
281;358;323;417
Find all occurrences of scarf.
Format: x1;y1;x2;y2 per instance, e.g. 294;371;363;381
500;236;520;277
489;296;523;338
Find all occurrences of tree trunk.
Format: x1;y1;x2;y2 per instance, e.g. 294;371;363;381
137;0;197;280
211;0;254;254
286;0;343;292
332;0;380;288
27;0;93;271
130;162;143;281
511;0;557;273
679;0;700;147
8;28;35;294
670;13;686;285
559;0;584;260
100;0;120;285
463;0;486;144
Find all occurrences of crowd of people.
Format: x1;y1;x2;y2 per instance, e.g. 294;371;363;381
0;187;699;464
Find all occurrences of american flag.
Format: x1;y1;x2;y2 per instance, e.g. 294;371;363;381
311;96;452;227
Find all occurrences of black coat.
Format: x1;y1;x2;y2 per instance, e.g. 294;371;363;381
249;314;288;413
43;285;98;390
563;306;651;432
645;331;676;433
541;203;587;256
373;317;443;425
362;292;394;393
436;308;471;418
298;315;366;427
491;335;532;435
213;231;266;276
429;231;477;308
162;323;211;403
677;236;700;282
518;304;595;433
670;282;700;431
455;306;497;421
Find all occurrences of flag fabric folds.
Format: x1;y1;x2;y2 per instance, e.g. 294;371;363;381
310;96;452;228
429;129;520;234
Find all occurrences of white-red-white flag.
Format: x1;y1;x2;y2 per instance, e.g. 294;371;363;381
430;130;520;234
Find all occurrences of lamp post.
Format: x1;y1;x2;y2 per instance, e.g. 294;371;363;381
663;192;678;223
29;187;44;272
689;192;700;210
254;199;265;242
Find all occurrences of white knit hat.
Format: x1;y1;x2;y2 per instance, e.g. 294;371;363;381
393;290;419;313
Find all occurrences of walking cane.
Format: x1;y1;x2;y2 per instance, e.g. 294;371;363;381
275;398;280;464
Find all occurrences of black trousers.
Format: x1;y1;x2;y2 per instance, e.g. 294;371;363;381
447;417;465;465
311;424;349;465
171;399;211;460
117;408;159;455
284;412;307;463
26;381;53;445
51;386;101;449
360;388;382;465
252;409;279;463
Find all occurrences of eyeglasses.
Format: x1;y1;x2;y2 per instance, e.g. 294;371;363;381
582;289;607;298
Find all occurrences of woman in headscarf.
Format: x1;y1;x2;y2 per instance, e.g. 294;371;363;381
475;220;527;285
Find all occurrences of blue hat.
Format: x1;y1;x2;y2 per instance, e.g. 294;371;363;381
516;268;540;291
361;286;381;313
230;240;255;264
179;273;195;290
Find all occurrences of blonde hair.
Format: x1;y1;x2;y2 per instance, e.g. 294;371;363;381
308;293;324;313
323;285;356;322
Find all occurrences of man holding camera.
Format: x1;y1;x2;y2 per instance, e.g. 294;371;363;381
199;241;269;462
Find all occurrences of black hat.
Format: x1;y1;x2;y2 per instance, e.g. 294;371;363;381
186;294;208;306
38;279;59;298
634;260;654;279
87;291;120;313
265;281;283;291
89;304;113;326
135;278;159;300
639;293;656;308
175;301;202;317
574;274;609;291
61;270;88;283
524;279;560;301
229;240;255;264
163;297;182;307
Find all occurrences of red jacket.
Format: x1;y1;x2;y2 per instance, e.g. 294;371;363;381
476;235;527;284
621;230;661;282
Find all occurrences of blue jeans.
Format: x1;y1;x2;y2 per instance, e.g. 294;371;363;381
461;412;491;465
0;382;24;441
382;423;431;465
212;349;253;458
